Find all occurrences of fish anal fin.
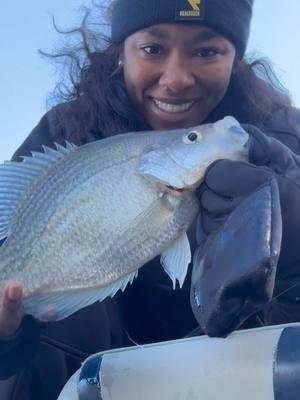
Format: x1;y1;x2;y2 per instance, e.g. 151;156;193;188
23;270;138;322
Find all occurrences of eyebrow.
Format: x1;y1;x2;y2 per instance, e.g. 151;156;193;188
141;26;222;42
191;29;222;42
142;26;170;40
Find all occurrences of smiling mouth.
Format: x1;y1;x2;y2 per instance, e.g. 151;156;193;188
152;98;195;113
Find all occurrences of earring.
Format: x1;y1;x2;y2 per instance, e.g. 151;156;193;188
118;60;124;68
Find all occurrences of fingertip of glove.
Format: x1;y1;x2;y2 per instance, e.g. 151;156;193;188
205;159;236;179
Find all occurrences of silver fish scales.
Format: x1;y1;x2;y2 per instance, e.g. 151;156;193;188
0;117;248;321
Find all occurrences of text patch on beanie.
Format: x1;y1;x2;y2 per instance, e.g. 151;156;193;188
175;0;205;21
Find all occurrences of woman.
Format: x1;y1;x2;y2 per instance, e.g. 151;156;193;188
1;0;300;399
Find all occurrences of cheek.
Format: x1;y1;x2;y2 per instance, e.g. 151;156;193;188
123;63;147;102
203;64;234;98
123;45;142;100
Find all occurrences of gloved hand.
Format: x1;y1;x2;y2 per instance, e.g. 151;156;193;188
191;125;300;337
199;125;300;267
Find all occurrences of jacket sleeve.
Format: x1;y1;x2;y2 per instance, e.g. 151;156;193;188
0;316;44;380
258;107;300;326
263;107;300;154
11;109;62;161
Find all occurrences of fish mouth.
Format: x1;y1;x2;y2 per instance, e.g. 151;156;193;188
166;185;186;193
165;180;203;193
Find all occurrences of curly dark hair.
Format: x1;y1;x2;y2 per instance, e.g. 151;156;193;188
43;1;297;144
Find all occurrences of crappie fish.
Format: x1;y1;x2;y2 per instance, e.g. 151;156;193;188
0;116;248;322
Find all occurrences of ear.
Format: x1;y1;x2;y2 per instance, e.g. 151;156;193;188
118;46;125;67
109;45;125;78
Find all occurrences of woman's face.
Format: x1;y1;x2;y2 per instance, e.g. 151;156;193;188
122;23;236;130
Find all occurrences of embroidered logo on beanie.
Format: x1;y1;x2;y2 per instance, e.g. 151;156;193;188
175;0;204;20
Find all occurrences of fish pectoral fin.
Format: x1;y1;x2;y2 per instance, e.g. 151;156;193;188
23;270;139;322
160;233;191;289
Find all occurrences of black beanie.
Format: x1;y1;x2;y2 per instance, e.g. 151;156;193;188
111;0;254;57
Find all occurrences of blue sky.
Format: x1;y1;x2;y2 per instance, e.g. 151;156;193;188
0;0;299;162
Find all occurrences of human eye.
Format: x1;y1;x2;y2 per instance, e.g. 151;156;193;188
194;47;222;58
140;44;164;56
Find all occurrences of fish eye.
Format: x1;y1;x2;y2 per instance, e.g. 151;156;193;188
183;131;203;144
188;132;198;142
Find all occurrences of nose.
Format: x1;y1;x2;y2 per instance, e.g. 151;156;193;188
159;53;196;93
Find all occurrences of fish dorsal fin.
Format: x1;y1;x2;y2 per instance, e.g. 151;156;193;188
0;142;77;240
160;233;191;289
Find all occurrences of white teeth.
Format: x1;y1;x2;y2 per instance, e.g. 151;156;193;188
153;99;194;113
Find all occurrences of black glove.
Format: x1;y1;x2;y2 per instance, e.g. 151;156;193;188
200;125;300;266
191;125;300;337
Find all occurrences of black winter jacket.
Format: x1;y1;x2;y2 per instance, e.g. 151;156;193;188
1;103;300;400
